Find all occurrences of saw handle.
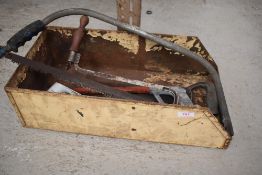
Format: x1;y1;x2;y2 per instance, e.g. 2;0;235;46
70;16;89;52
5;20;45;53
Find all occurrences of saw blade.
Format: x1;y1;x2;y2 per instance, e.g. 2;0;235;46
5;53;151;102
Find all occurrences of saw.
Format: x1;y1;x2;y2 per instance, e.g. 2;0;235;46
0;8;233;136
3;52;152;102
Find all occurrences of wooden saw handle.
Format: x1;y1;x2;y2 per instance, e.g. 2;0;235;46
69;16;89;52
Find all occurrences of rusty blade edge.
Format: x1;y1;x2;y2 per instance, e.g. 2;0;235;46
5;53;152;102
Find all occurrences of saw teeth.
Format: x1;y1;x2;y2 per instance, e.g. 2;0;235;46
5;53;122;99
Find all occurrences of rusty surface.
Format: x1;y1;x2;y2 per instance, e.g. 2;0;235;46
42;27;217;74
116;0;141;27
6;26;217;108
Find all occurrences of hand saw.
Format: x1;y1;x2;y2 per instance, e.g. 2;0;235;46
67;16;193;105
0;8;233;136
3;52;153;102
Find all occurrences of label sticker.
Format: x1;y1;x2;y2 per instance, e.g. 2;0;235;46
177;111;195;118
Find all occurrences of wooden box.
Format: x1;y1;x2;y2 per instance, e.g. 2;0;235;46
5;27;230;148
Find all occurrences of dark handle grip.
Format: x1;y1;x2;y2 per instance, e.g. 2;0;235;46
70;16;89;52
6;20;45;52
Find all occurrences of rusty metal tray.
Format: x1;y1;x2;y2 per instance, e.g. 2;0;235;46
5;27;230;148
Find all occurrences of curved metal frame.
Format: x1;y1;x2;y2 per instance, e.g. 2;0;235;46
1;8;233;135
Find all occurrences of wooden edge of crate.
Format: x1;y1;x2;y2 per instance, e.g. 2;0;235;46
5;87;231;148
4;87;26;126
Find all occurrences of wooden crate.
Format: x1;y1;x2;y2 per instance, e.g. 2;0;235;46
5;27;231;148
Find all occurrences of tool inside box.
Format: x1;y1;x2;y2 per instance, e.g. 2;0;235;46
13;27;217;107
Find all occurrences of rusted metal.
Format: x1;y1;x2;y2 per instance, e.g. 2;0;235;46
66;15;199;106
117;0;141;27
187;82;219;114
13;27;213;109
73;63;193;105
5;52;154;102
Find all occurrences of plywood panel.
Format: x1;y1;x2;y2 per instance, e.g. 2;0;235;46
8;88;230;148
